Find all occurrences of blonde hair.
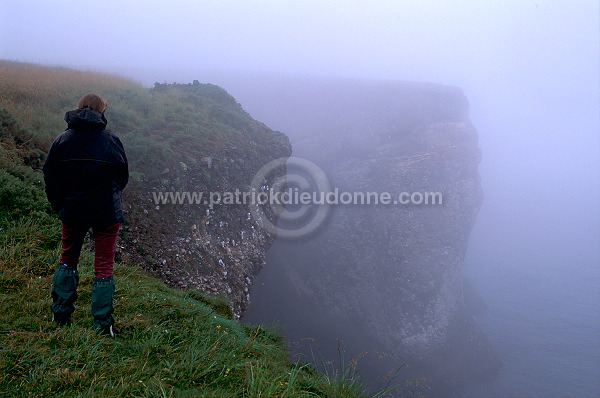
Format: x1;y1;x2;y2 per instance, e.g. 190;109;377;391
77;93;108;113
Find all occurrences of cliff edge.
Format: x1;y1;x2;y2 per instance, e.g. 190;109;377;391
232;76;502;393
118;82;291;317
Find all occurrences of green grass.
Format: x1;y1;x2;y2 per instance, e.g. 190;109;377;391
0;60;280;182
0;214;426;397
0;216;374;397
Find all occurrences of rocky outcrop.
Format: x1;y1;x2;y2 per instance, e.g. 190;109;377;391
236;77;501;393
119;84;291;317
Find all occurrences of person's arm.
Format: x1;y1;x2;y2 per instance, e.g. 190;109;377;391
113;136;129;190
42;140;63;213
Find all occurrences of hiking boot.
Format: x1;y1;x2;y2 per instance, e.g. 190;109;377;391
96;324;121;337
51;264;79;325
52;312;72;326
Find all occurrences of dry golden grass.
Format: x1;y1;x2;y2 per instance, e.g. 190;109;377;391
0;60;144;146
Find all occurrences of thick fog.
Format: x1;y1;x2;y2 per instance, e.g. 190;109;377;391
2;1;599;397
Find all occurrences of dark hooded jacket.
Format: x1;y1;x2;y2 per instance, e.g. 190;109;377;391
43;108;128;226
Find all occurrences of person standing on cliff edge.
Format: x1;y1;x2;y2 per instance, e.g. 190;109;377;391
43;93;128;337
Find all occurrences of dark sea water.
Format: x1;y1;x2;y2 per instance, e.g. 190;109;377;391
453;179;600;398
456;256;600;398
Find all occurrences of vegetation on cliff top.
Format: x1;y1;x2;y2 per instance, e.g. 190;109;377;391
1;215;372;397
0;60;286;183
0;61;421;397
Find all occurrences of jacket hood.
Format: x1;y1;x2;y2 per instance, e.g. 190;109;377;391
64;108;107;129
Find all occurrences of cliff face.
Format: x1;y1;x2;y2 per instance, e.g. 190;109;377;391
233;77;501;392
118;83;292;317
289;120;497;384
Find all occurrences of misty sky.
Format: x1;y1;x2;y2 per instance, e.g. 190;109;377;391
2;0;598;249
1;0;598;243
1;1;597;85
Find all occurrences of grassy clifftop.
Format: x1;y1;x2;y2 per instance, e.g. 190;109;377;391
0;60;287;181
0;61;383;397
1;218;367;397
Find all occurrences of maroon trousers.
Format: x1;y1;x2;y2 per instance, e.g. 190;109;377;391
59;222;120;279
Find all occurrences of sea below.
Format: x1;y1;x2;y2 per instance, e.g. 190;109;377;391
455;249;600;398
